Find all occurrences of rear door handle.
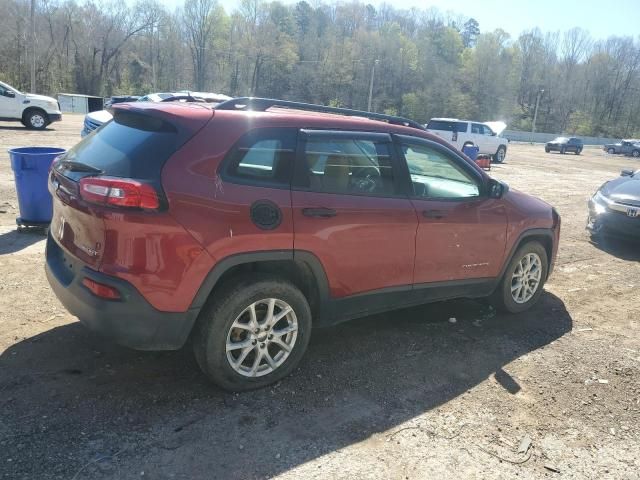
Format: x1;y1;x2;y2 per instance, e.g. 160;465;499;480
422;209;447;219
302;207;337;218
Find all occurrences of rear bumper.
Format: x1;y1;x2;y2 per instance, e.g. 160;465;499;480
45;233;199;350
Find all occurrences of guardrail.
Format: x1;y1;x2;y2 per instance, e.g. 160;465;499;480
503;130;620;146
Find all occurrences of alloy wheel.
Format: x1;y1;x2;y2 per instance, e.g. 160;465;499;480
226;298;298;377
510;253;542;304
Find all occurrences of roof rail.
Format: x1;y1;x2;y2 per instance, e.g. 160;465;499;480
215;97;426;131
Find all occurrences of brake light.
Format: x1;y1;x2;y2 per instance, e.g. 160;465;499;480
79;177;159;209
82;278;121;300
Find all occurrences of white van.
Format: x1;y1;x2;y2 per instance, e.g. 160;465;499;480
0;81;62;129
425;118;508;163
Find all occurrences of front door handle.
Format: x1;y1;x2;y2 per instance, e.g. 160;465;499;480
302;207;337;218
423;209;447;219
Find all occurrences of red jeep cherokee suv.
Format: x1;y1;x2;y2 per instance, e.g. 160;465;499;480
46;98;560;391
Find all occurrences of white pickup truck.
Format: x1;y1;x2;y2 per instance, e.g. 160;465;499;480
0;80;62;129
426;118;508;163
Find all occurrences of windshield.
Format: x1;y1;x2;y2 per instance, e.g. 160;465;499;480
553;137;568;142
0;81;20;94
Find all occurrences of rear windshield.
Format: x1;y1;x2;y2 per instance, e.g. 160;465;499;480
60;111;178;182
426;120;466;132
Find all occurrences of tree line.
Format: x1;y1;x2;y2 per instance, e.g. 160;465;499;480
1;0;639;137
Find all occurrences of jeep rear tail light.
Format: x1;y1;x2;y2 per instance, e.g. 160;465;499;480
79;177;160;209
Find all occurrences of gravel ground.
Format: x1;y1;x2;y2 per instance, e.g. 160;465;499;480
0;115;639;479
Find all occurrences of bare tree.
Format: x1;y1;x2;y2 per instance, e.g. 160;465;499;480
183;0;218;90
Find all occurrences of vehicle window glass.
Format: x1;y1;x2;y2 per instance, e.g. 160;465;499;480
225;128;296;186
0;85;6;95
471;123;483;134
302;137;396;196
456;122;468;132
60;111;179;180
482;125;493;135
402;143;480;199
427;120;454;131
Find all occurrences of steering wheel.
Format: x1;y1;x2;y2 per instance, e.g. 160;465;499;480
350;166;382;193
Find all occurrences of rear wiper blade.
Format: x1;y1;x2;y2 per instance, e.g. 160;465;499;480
57;160;103;173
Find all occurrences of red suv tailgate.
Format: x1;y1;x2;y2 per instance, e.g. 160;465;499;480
48;104;213;270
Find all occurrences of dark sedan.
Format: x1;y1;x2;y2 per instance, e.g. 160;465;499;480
587;169;640;239
545;137;583;154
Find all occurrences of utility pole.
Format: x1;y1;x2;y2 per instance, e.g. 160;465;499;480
367;59;379;112
531;88;544;138
30;0;36;92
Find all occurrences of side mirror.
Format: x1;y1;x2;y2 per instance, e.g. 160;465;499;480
5;91;15;98
621;169;634;177
489;179;509;199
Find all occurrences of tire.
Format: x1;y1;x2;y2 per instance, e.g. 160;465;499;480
545;147;550;153
490;241;548;314
607;148;615;154
24;109;48;130
632;150;640;158
493;145;507;163
575;148;582;155
560;147;566;154
193;274;312;391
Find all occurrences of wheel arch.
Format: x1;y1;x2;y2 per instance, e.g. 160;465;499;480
22;106;48;121
499;229;555;283
190;250;330;321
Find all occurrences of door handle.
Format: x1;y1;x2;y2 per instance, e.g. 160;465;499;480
302;207;337;218
422;209;447;219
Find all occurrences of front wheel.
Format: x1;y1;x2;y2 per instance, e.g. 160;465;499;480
560;147;566;154
25;110;48;130
193;274;312;391
575;148;582;155
545;147;550;153
632;150;640;158
491;242;548;314
493;146;506;163
607;148;615;154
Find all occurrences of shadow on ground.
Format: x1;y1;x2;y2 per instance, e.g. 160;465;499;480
0;228;46;255
590;235;640;262
0;293;571;479
0;125;54;132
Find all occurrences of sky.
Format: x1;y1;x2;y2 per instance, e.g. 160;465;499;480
160;0;639;40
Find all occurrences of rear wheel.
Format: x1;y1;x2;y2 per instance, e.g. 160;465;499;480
575;148;582;155
491;241;548;313
193;274;312;391
493;145;506;163
25;109;49;130
607;148;615;154
545;147;550;153
632;150;640;158
560;147;566;154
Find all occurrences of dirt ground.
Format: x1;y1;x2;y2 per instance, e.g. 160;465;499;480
0;115;639;480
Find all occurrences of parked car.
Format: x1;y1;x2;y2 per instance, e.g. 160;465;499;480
602;139;640;156
425;118;508;163
545;137;583;154
47;97;560;391
0;80;62;129
104;95;140;108
587;168;640;239
80;91;231;136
